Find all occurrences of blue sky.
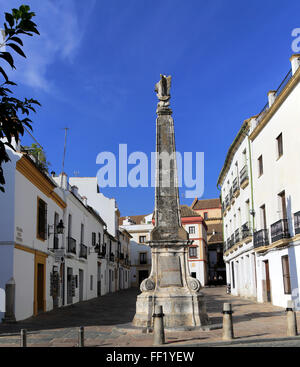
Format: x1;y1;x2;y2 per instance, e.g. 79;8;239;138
1;0;300;216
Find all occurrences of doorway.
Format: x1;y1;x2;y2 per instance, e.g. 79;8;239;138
97;263;101;296
138;270;149;285
79;269;84;302
37;263;44;313
67;267;73;304
264;260;271;302
34;253;46;315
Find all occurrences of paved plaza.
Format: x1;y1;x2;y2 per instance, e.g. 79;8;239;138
0;286;299;347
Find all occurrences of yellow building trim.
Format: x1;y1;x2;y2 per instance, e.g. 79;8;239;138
14;243;48;316
240;178;249;190
15;243;48;257
16;155;66;209
250;66;300;141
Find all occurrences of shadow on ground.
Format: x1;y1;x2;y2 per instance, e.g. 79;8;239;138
0;288;140;334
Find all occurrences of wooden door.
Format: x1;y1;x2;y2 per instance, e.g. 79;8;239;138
264;260;271;302
37;263;44;312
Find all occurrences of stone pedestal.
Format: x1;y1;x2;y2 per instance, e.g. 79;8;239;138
132;242;209;329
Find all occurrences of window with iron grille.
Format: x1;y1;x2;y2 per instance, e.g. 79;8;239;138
189;247;197;258
139;235;146;243
189;226;195;234
139;252;147;264
92;232;96;246
37;198;47;240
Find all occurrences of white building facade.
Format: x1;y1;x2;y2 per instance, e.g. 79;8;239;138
219;53;300;309
0;147;123;322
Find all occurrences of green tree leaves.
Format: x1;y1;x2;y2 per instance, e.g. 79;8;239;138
0;5;40;192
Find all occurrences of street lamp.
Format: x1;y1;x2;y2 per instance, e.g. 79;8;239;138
48;220;65;236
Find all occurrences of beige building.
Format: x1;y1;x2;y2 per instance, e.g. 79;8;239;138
191;198;225;284
120;207;209;287
119;214;152;287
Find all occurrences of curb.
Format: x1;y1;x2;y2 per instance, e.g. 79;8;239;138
173;335;300;347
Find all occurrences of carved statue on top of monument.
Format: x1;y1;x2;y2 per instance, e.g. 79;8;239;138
155;74;171;110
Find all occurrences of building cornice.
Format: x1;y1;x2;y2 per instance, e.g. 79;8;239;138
16;155;66;209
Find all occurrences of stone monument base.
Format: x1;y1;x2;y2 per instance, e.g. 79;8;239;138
132;288;209;329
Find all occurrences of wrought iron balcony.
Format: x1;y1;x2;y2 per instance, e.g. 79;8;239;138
230;234;234;247
229;187;233;201
294;211;300;235
270;219;290;243
233;177;239;193
241;222;251;239
240;165;249;186
254;229;269;248
79;243;88;259
98;246;106;258
67;237;76;254
225;195;230;208
234;228;240;244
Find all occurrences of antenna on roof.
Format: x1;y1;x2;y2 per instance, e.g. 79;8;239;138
61;127;69;187
74;170;80;177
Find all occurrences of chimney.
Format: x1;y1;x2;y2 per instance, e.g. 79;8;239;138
71;185;78;196
290;54;300;75
268;90;276;107
82;196;87;206
59;172;68;190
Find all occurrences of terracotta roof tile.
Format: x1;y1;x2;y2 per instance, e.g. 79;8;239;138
191;198;221;210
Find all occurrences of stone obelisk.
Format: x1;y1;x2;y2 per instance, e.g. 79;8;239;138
132;75;209;329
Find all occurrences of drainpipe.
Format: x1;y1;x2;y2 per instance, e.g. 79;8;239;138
246;132;255;233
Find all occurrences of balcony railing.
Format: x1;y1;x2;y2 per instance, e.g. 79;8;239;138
254;229;269;248
256;69;292;126
270;219;290;243
110;253;115;262
294;211;300;235
79;243;88;259
229;187;233;201
67;237;76;254
225;195;230;208
241;222;251;239
240;165;249;185
234;228;240;244
233;177;239;193
98;246;106;258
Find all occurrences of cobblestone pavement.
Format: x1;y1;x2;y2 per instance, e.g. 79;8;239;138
0;286;298;347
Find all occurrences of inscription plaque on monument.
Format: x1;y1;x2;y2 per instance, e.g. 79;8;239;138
159;256;182;287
